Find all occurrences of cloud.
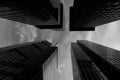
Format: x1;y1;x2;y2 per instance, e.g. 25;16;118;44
15;23;38;43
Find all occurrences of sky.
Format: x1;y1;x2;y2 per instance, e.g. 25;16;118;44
1;17;120;51
0;0;120;51
0;18;38;47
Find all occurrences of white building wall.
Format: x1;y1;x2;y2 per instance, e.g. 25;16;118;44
43;43;73;80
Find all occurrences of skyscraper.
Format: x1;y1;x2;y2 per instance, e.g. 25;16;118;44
70;1;120;31
71;40;120;80
0;0;63;29
0;40;57;80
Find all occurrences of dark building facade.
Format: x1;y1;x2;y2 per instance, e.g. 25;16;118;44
0;40;57;80
0;0;63;29
70;1;120;31
71;40;120;80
